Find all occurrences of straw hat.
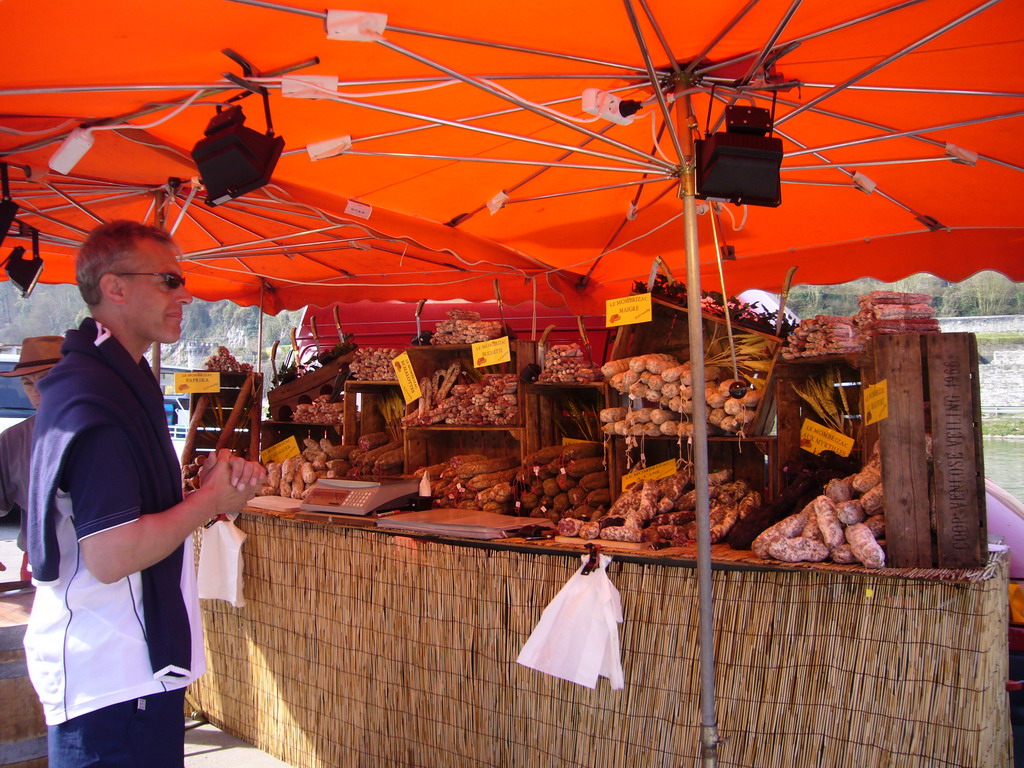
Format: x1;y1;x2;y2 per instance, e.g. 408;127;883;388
0;335;64;377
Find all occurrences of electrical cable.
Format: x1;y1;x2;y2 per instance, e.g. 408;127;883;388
0;119;78;136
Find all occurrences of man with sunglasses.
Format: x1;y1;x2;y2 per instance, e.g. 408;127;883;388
23;220;266;768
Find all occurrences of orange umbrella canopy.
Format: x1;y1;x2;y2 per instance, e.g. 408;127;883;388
1;0;1022;313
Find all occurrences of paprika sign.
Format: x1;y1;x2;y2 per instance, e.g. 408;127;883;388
174;371;220;393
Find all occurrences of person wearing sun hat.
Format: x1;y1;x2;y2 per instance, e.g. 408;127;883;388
0;335;65;576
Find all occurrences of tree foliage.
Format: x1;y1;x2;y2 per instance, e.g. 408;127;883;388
786;271;1023;321
0;282;302;372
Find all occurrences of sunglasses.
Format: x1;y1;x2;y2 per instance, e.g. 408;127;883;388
114;272;187;290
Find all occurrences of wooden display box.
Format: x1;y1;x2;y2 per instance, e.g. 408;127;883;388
401;340;537;473
522;381;611;458
184;372;263;463
609;297;783;436
607;435;777;500
775;333;985;569
404;425;526;475
266;355;350;422
260;421;342;455
876;333;985;569
775;351;877;475
342;380;403;447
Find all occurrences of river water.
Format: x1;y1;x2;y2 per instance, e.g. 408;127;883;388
983;438;1024;504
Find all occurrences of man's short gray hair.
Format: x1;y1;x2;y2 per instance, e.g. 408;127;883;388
76;220;178;306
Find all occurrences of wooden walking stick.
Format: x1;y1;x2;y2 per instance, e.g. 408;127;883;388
215;373;255;452
180;394;209;468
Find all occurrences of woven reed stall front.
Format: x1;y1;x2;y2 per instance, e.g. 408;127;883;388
190;514;1010;768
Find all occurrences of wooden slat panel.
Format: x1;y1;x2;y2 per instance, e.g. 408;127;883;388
968;337;988;549
926;333;985;568
875;335;933;567
773;367;806;495
858;360;879;459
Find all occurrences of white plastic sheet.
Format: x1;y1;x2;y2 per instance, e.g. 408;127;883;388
197;515;246;608
516;552;624;689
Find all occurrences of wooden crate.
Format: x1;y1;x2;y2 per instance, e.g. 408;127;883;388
609;297;783;436
401;340;536;473
260;421;342;456
522;381;611;458
774;333;985;569
774;352;876;476
608;435;776;500
184;372;263;463
266;355;350;422
342;380;403;447
875;333;986;569
404;425;526;475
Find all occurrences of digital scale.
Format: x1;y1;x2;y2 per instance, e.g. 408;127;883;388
298;478;420;517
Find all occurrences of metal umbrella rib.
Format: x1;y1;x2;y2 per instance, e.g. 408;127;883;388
777;0;1002;125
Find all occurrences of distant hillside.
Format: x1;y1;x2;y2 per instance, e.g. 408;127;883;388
786;271;1023;319
0;281;302;378
2;270;1019;374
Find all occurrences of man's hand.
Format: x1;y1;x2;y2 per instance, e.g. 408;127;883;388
81;449;266;584
198;449;266;516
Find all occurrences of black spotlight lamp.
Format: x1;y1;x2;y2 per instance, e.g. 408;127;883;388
191;87;284;207
695;104;783;208
5;228;44;298
0;164;19;250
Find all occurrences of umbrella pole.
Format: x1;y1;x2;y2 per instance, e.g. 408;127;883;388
675;92;720;767
257;281;265;371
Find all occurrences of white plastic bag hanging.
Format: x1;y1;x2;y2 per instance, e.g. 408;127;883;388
197;514;247;608
516;550;624;690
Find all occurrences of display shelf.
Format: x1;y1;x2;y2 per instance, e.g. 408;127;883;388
266;355;350;422
183;371;262;463
259;420;341;455
263;419;344;427
774;332;986;569
403;424;525;432
523;380;611;459
400;339;537;473
404;339;537;379
341;380;402;447
609;296;783;437
607;434;776;500
774;354;876;479
403;426;525;475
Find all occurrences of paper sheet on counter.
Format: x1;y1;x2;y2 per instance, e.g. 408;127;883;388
377;508;551;539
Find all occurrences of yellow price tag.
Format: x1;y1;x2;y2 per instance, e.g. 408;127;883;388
621;458;677;492
471;336;511;368
799;419;855;458
606;293;652;327
864;588;875;600
174;371;220;393
260;435;301;465
863;380;889;426
392;352;422;404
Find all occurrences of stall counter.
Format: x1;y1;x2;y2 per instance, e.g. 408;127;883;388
188;509;1011;768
